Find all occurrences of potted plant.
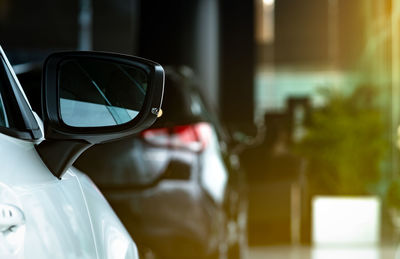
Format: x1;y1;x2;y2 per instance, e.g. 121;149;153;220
295;85;387;245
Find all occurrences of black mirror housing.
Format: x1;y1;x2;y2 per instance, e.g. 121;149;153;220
36;51;164;178
42;51;164;143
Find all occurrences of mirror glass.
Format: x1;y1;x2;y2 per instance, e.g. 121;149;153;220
59;58;148;127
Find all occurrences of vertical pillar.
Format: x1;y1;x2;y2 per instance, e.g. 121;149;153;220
138;0;220;113
219;0;255;132
78;0;93;51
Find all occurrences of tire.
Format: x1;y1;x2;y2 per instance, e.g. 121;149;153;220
227;230;248;259
227;200;248;259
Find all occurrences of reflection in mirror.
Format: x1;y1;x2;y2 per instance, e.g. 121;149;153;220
59;58;148;127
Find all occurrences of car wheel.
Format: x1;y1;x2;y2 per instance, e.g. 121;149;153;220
227;234;247;259
227;204;248;259
208;242;228;259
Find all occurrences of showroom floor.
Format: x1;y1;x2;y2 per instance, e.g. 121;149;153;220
248;245;398;259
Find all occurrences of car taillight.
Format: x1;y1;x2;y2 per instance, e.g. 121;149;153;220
140;122;212;152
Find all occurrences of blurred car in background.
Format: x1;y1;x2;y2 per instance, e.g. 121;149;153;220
74;67;248;259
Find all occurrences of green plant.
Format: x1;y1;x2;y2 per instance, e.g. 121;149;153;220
295;85;387;195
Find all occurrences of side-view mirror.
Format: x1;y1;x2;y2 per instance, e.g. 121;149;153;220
36;51;164;179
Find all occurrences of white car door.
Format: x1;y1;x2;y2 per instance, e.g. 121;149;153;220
0;48;137;259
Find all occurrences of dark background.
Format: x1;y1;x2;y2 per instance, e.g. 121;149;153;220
0;0;366;133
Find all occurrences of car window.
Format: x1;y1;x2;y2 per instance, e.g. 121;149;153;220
15;66;42;118
0;54;41;140
0;57;25;130
0;92;9;127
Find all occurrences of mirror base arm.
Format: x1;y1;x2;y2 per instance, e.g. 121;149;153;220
35;139;93;179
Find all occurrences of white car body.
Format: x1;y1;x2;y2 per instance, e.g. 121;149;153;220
0;47;139;259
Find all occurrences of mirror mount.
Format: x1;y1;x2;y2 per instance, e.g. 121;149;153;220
36;140;93;179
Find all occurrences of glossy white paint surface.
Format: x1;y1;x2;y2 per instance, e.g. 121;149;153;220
0;131;138;259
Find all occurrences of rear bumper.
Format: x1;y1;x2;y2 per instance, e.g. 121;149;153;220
103;181;222;258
